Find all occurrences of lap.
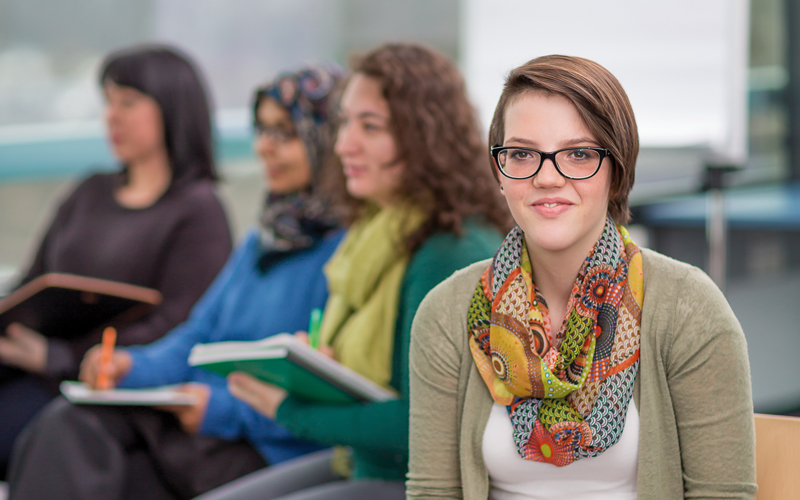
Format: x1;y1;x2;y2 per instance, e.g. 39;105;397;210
0;376;57;427
194;449;405;500
0;375;57;473
195;449;339;500
274;480;405;500
15;397;267;499
96;402;267;498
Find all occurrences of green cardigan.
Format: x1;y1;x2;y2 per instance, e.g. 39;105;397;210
276;221;503;480
407;249;757;499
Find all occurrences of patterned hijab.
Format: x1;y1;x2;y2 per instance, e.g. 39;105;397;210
254;64;343;271
468;216;643;466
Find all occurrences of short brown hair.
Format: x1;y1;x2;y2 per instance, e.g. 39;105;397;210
489;55;638;224
325;43;512;250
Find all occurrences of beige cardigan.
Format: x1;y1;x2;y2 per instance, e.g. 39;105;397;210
407;249;757;499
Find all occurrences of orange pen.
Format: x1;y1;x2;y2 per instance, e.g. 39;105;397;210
96;327;117;390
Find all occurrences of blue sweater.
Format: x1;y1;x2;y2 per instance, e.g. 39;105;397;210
118;228;344;464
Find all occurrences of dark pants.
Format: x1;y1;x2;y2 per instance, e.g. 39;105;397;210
195;449;405;500
0;373;57;479
8;397;267;500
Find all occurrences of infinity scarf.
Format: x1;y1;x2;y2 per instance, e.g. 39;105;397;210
468;216;643;466
320;205;426;388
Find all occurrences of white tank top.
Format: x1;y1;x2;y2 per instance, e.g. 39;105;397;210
483;399;639;500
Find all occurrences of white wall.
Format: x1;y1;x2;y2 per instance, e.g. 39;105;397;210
461;0;750;172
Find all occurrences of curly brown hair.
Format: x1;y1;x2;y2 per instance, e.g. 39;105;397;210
489;55;639;224
323;43;512;251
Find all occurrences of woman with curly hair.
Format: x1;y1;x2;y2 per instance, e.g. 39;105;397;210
197;43;512;500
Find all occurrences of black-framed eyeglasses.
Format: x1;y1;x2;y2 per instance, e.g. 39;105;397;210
490;145;611;180
254;123;298;144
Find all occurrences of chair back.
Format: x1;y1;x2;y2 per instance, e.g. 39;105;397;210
755;413;800;499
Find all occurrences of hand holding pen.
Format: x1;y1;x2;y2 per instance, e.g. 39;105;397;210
293;308;334;359
78;327;133;390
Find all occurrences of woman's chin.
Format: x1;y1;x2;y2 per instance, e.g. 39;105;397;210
265;173;288;194
344;179;369;201
524;231;579;255
270;184;300;195
111;148;135;164
268;178;314;195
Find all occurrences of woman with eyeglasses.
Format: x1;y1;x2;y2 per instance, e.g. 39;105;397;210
406;55;757;499
194;43;512;500
0;45;232;479
8;65;345;500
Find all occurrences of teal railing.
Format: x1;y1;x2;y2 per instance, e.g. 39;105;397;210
0;109;254;182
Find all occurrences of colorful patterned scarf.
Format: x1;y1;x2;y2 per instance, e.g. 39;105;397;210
468;216;643;466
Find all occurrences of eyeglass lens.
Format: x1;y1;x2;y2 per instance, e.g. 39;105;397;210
498;148;602;179
255;124;297;143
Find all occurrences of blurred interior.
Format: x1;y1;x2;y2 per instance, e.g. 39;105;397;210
0;0;798;415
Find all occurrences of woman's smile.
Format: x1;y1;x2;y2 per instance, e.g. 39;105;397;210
530;197;574;218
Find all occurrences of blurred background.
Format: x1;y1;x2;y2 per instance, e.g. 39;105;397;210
0;0;797;414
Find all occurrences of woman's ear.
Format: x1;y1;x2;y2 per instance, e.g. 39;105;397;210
491;157;504;187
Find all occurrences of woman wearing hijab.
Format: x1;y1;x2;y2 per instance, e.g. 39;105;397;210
197;43;512;500
8;65;345;500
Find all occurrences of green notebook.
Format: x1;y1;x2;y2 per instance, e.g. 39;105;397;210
188;334;397;405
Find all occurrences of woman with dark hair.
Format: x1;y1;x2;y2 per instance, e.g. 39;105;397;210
100;45;218;187
406;55;757;499
8;65;345;500
195;43;512;500
0;44;231;478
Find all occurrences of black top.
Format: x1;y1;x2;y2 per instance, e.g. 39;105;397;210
19;172;232;379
